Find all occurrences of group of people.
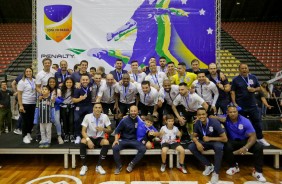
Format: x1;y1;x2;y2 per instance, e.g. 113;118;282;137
0;56;274;183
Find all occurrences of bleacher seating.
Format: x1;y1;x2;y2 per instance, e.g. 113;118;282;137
221;22;282;73
0;23;32;74
217;50;240;81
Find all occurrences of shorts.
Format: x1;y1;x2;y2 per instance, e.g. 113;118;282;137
119;102;135;115
89;137;103;147
161;142;180;149
138;102;154;116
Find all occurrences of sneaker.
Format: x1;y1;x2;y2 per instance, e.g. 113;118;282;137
58;136;64;144
96;165;106;175
39;144;44;148
126;162;134;173
75;136;81;144
13;129;22;135
252;170;266;182
257;138;270;146
5;127;8;133
114;165;122;175
44;143;50;148
226;166;240;175
64;135;69;143
23;136;31;144
202;164;214;176
211;172;219;184
79;165;88;176
160;163;166;172
177;165;187;174
70;135;75;143
27;133;33;141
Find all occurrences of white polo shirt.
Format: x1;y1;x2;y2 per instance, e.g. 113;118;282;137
115;82;137;104
35;70;55;87
129;72;146;83
81;113;111;138
160;85;179;106
145;72;167;88
17;78;36;104
192;80;219;106
173;92;205;112
135;83;159;106
98;83;118;103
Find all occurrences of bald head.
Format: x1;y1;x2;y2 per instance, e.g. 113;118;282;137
208;63;217;75
106;74;115;85
129;105;138;119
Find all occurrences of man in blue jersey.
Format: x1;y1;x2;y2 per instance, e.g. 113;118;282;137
223;105;266;182
231;63;270;146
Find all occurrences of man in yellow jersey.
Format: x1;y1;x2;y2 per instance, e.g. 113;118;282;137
171;62;197;88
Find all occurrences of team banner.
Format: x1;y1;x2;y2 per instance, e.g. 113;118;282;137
37;0;216;72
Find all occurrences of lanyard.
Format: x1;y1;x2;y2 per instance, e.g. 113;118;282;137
116;71;122;81
27;78;35;91
241;75;250;86
82;86;89;95
134;73;138;82
212;74;220;83
200;119;209;136
178;74;185;83
123;84;130;101
62;73;67;82
151;74;160;87
144;90;151;104
184;94;190;109
93;115;100;137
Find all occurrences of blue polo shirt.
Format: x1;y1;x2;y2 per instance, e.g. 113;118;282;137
71;72;93;84
225;114;255;141
73;85;92;107
115;115;138;140
194;118;225;141
231;74;260;109
109;69;128;82
55;71;71;85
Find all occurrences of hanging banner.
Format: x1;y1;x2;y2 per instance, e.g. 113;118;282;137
37;0;216;72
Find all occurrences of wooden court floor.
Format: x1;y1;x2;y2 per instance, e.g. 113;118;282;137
0;131;281;184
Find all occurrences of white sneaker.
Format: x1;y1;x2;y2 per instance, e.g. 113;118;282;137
58;136;64;144
23;136;31;144
226;166;240;175
13;129;22;135
210;172;219;184
79;165;88;176
252;170;266;182
75;136;81;144
27;133;33;141
160;163;166;172
202;164;214;176
257;138;270;146
96;165;106;175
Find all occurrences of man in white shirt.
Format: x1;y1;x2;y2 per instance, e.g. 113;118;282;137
129;60;146;83
97;74;118;115
35;58;55;142
79;103;112;176
136;81;161;120
157;56;167;73
145;62;167;91
115;73;138;125
172;82;209;141
91;73;106;104
192;72;219;115
159;79;179;121
35;58;55;93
